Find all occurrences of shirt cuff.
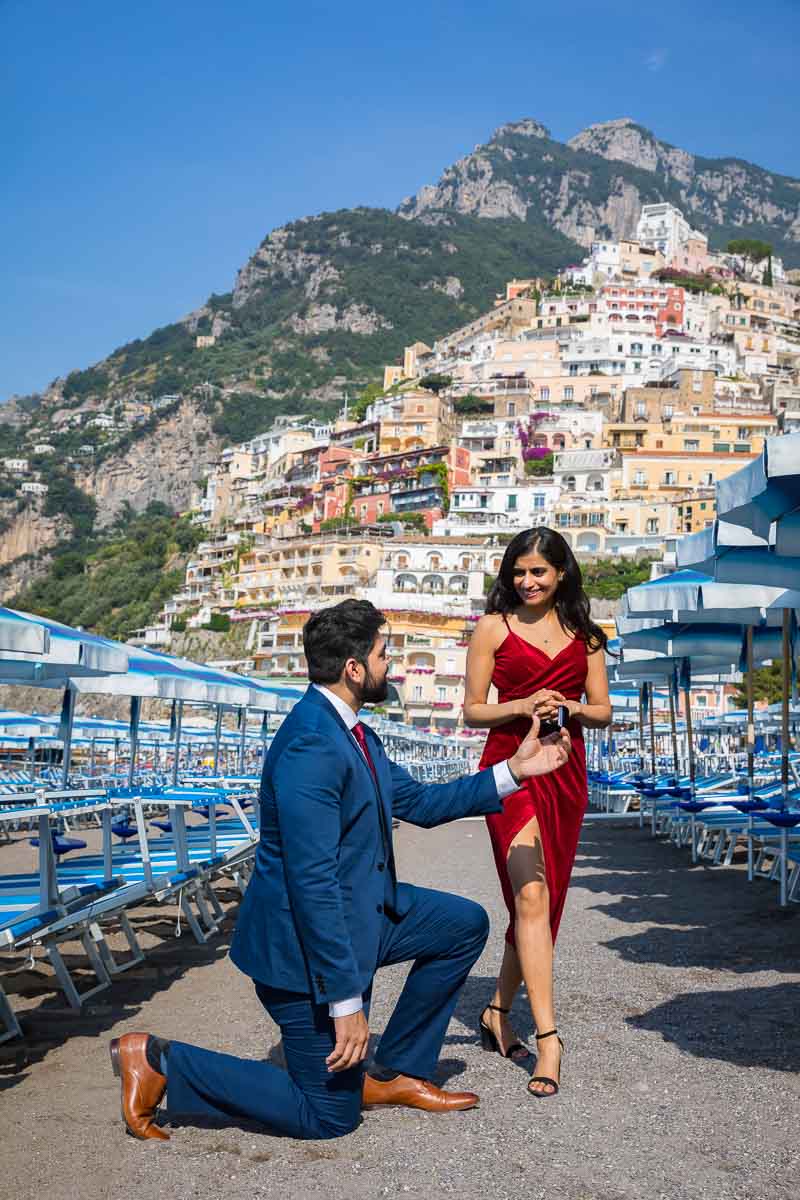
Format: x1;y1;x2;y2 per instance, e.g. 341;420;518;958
493;759;522;799
329;996;363;1018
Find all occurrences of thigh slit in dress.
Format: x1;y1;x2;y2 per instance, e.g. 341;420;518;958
478;622;588;946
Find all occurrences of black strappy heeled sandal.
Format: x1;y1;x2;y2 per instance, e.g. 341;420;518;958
528;1028;564;1097
479;1004;529;1061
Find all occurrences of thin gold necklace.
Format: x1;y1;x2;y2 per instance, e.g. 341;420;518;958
517;610;558;645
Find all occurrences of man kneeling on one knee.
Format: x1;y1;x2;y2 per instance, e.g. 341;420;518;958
110;599;571;1141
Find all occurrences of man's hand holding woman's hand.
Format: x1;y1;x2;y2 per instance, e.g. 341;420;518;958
327;1010;369;1073
507;715;571;781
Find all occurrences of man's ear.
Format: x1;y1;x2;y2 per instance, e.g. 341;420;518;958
343;657;363;685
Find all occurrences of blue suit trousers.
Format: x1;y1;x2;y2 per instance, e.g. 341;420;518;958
165;885;489;1139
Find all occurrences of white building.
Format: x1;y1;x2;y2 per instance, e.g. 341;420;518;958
86;413;115;430
2;458;28;473
360;540;489;615
433;482;561;536
32;443;55;454
153;394;182;411
20;480;48;495
636;203;694;262
553;449;618;500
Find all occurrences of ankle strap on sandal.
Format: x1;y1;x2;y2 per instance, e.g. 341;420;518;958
486;1004;510;1014
535;1028;558;1041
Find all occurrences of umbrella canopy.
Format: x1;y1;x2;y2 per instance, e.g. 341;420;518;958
679;546;800;591
676;519;768;574
0;609;49;655
68;644;253;705
608;657;738;683
0;609;129;683
618;622;783;665
0;709;54;738
716;432;800;540
621;568;800;625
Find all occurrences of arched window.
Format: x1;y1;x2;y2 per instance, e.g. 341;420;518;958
421;574;444;594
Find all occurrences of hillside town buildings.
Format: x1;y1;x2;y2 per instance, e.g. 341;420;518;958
131;202;800;731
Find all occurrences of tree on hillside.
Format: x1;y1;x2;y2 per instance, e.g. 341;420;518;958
348;382;384;422
727;238;773;276
418;373;453;395
732;662;783;707
454;393;492;415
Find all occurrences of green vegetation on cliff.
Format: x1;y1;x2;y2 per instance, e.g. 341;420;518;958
581;557;655;600
12;504;203;640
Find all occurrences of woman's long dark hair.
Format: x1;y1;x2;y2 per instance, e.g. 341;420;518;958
485;526;607;652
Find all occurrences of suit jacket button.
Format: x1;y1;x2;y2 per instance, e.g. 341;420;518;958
376;904;383;914
377;862;385;872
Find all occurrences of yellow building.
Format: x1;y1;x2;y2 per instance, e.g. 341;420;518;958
233;529;385;612
618;449;759;498
252;605;473;731
671;489;717;535
374;388;456;454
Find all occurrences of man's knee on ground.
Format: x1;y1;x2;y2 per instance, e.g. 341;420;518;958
514;880;549;924
312;1110;361;1139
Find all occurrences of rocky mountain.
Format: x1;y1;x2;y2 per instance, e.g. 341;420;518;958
400;118;800;261
1;116;799;574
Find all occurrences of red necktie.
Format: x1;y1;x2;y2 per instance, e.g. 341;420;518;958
352;722;378;785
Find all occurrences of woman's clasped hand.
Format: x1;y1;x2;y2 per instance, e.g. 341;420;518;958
514;688;565;721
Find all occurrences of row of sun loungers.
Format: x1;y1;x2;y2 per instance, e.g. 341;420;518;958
0;779;260;1043
588;762;800;906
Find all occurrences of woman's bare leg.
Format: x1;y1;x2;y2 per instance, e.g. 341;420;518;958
506;816;561;1094
482;941;528;1060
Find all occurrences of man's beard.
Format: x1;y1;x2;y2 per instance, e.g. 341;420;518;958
359;666;389;705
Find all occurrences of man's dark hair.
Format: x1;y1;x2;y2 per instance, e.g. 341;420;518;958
302;599;386;684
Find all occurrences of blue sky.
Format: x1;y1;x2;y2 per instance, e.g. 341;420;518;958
2;0;798;399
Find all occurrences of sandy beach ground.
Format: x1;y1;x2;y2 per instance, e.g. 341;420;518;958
1;818;799;1200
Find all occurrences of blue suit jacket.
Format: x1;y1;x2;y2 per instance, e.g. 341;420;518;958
230;686;501;1004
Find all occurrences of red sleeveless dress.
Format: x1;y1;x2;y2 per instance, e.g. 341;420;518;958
478;623;588;946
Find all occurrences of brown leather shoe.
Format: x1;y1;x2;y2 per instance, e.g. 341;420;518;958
362;1072;478;1112
109;1033;169;1141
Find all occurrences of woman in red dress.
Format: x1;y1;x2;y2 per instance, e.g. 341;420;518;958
464;527;611;1097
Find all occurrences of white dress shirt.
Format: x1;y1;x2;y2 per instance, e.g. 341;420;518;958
312;684;520;1017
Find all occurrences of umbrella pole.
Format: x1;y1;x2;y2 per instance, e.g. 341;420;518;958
746;625;755;883
648;682;656;778
682;664;698;862
59;684;77;788
238;706;247;776
780;610;791;905
638;686;646;774
171;700;183;786
213;705;223;776
668;677;680;778
127;696;141;788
